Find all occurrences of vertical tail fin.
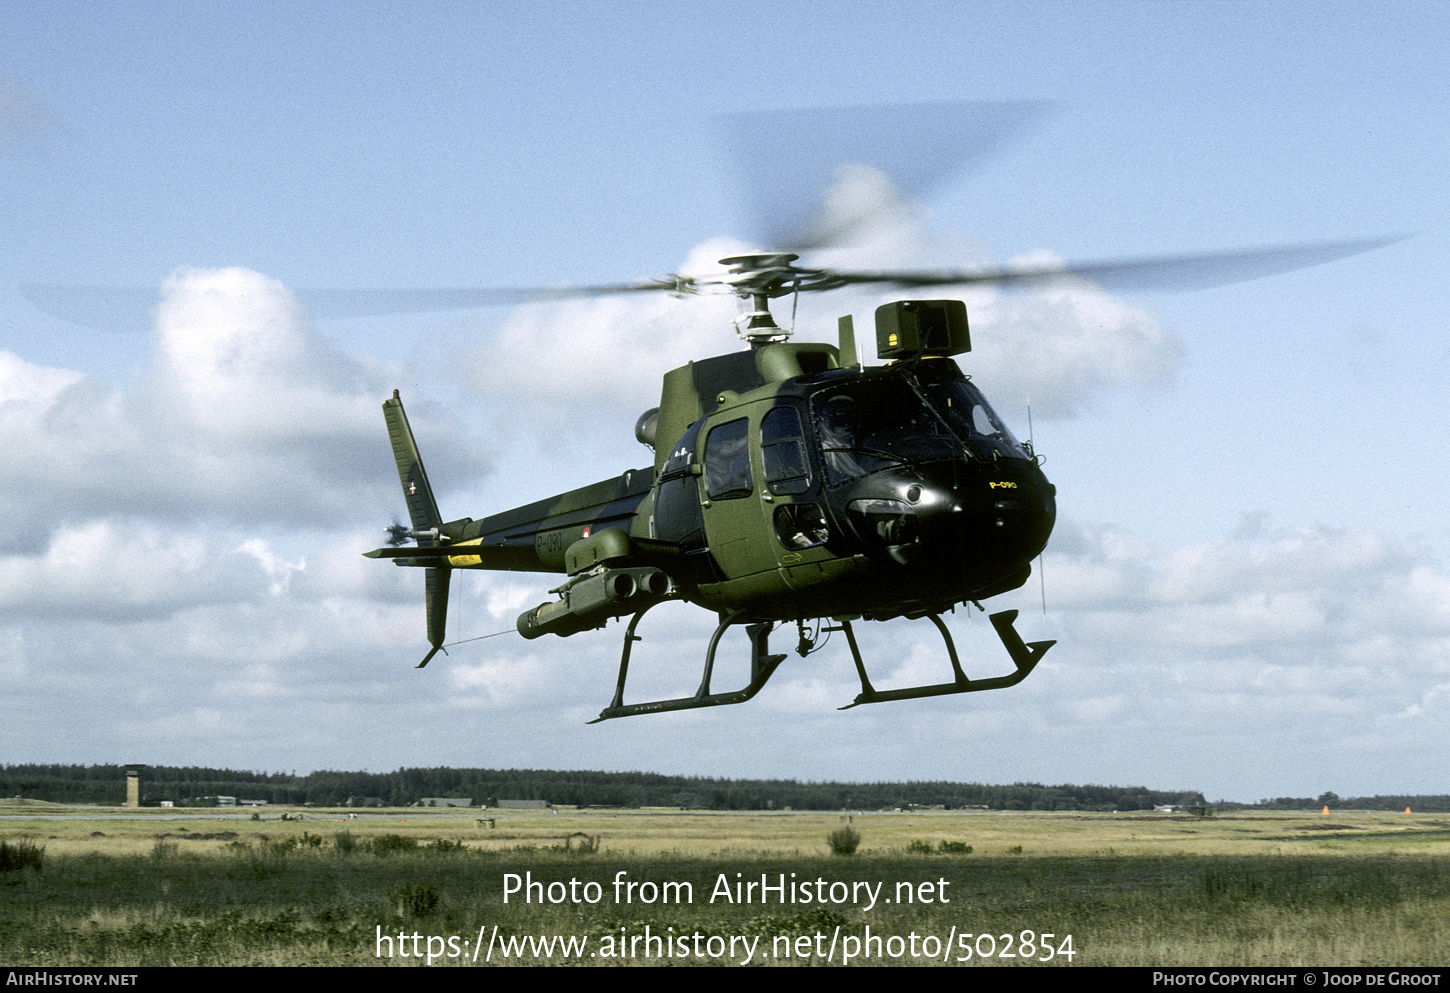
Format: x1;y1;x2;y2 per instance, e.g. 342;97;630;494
384;391;443;537
382;391;449;667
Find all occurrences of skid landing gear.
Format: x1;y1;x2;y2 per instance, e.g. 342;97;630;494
837;609;1054;709
589;606;787;723
587;605;1054;722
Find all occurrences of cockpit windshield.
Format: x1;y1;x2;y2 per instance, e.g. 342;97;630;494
810;365;1030;486
812;376;957;485
915;367;1031;463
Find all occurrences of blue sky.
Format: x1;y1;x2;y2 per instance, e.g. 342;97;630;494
2;1;1447;803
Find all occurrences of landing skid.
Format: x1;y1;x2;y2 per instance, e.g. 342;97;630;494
589;606;786;722
837;609;1054;709
588;604;1054;722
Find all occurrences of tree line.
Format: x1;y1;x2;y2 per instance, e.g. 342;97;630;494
5;763;1443;811
3;763;1194;809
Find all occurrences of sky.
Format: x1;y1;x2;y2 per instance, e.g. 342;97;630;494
2;0;1447;804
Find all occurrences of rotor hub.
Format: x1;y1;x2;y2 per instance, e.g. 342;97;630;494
717;254;806;344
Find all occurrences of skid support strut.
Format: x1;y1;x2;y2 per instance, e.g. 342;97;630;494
589;607;788;722
837;609;1054;710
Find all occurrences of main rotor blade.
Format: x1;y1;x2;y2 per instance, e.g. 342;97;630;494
291;281;679;319
717;101;1054;251
810;235;1408;294
15;285;159;333
17;279;682;330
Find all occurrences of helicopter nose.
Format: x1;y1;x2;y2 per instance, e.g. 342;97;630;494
845;496;925;564
994;497;1020;526
979;479;1054;557
922;466;1054;567
836;463;1054;575
842;478;962;564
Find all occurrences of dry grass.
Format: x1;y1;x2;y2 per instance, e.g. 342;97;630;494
7;805;1448;862
3;806;1446;966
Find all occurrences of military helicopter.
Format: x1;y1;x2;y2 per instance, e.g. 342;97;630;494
367;271;1055;720
363;233;1394;722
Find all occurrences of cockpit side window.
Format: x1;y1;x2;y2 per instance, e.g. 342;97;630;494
704;417;753;499
760;405;811;496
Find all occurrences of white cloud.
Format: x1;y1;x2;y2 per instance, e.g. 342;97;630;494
1034;519;1157;609
461;239;746;422
236;538;304;596
444;651;555;706
148;267;378;443
0;350;84;403
1149;525;1406;604
0;268;486;535
1042;519;1450;724
962;266;1183;417
0;520;250;620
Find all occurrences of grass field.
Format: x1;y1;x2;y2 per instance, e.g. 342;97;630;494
2;804;1447;966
